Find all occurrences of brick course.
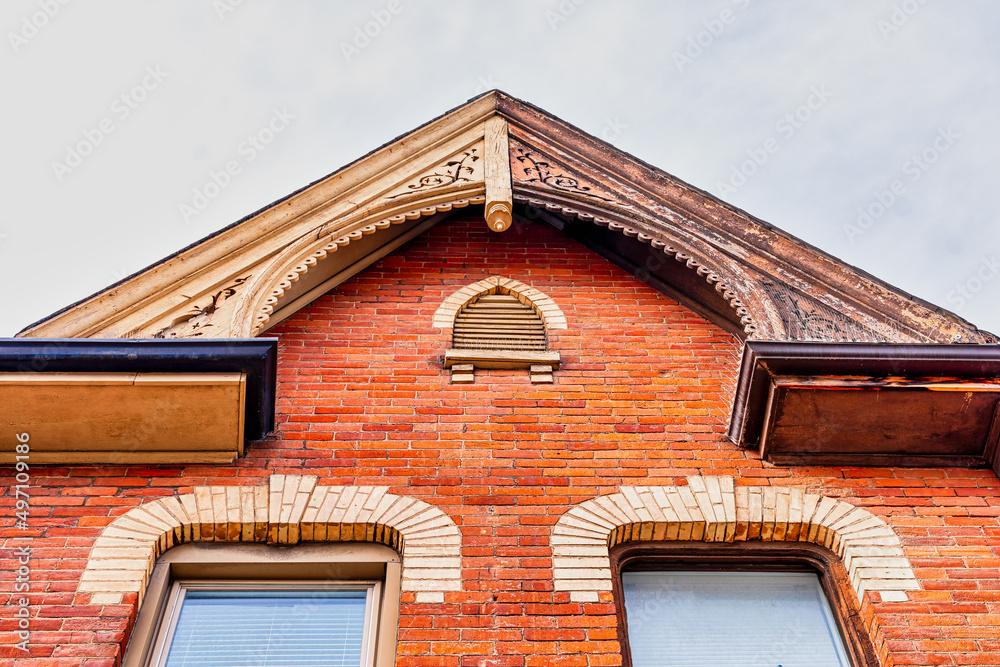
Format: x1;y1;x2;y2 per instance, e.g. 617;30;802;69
3;214;1000;666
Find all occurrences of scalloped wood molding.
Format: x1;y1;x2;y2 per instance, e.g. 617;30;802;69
18;91;995;344
19;96;507;340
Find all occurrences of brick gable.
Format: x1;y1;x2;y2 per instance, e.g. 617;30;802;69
6;214;1000;666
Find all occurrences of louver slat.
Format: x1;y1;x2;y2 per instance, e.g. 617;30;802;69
453;294;546;351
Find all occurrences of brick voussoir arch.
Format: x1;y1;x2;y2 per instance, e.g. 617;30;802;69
551;476;919;605
78;475;462;606
432;275;568;330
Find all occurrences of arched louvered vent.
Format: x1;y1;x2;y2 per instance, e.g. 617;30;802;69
452;293;546;351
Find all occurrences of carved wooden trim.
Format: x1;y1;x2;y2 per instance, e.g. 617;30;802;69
508;136;905;343
77;475;463;607
231;195;486;336
385;145;482;199
146;275;252;339
20;91;994;345
500;97;995;344
511;144;616;203
431;276;567;331
17;98;500;340
513;193;765;338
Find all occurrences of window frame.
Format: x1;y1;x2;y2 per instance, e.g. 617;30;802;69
147;579;382;667
610;541;879;667
123;542;401;667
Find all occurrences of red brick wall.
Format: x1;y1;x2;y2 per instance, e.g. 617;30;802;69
2;214;999;666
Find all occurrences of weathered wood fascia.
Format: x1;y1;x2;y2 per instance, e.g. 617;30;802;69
503;131;885;340
506;131;951;342
19;93;505;339
499;96;848;287
495;92;995;344
728;340;1000;451
0;371;247;464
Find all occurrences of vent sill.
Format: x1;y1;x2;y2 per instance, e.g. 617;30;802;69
444;349;561;370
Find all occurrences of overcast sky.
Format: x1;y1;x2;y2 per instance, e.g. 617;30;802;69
3;1;998;337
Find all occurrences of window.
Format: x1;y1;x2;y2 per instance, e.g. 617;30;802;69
622;571;850;666
612;542;879;667
124;543;400;667
149;583;379;667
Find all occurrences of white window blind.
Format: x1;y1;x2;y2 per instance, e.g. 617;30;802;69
162;589;370;667
621;571;851;667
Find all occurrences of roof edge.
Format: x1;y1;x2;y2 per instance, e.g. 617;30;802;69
0;337;278;440
18;91;503;337
494;93;996;343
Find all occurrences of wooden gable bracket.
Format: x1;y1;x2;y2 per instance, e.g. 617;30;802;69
484;116;514;232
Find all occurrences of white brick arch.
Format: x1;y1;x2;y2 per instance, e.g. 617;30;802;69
78;475;461;606
432;275;567;330
552;476;918;605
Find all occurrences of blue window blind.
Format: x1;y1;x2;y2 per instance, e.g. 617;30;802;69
622;571;851;667
163;589;369;667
